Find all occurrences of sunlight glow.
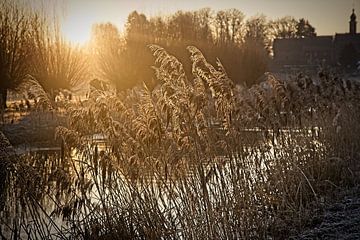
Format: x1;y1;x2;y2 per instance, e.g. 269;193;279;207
62;14;93;45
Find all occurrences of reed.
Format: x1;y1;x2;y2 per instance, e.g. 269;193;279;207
1;46;360;239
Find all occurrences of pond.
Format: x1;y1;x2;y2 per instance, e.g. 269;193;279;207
0;128;328;239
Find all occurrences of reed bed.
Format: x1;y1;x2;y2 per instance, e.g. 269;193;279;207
1;46;360;239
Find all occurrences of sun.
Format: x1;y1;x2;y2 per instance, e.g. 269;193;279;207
61;13;93;45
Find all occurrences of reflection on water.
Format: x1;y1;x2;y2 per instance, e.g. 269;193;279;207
0;128;326;239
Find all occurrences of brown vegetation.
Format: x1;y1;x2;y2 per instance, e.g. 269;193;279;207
1;2;357;240
1;45;359;239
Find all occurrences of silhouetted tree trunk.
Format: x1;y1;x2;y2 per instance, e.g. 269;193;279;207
0;88;7;110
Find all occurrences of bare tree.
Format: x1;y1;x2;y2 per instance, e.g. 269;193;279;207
215;10;228;44
91;21;155;91
29;15;89;100
227;9;246;43
0;1;32;109
268;16;298;39
193;8;213;42
148;16;167;43
296;18;316;38
214;9;245;45
245;15;269;45
91;23;125;89
126;11;151;44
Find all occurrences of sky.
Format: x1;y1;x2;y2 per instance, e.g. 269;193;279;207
54;0;360;44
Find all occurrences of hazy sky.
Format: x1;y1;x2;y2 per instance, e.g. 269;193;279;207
57;0;360;44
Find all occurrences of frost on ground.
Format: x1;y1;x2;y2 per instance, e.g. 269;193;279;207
1;110;66;148
293;187;360;240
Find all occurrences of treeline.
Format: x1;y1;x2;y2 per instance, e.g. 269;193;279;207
91;9;317;90
0;1;317;108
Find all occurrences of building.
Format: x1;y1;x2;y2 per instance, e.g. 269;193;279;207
272;9;360;72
